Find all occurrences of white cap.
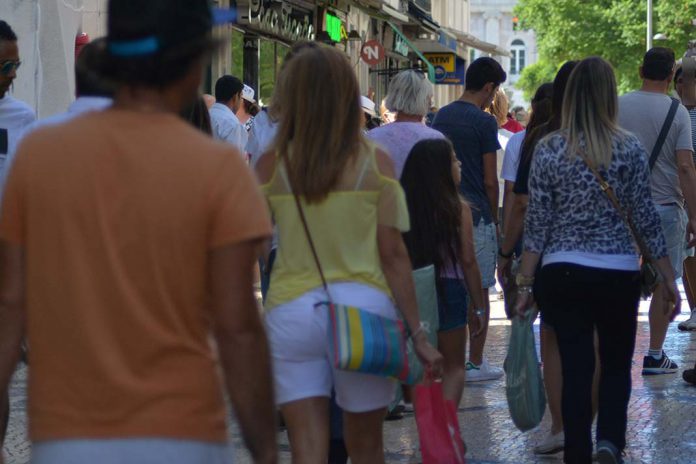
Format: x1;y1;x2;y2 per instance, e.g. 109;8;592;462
360;96;377;117
242;84;256;104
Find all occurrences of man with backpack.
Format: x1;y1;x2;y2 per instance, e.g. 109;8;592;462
619;47;696;376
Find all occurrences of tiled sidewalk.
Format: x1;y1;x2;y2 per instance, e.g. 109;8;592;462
5;297;696;463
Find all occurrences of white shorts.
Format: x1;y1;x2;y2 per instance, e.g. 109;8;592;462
265;282;398;413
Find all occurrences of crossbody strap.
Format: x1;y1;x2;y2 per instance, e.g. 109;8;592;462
649;98;680;170
283;158;334;304
581;155;655;263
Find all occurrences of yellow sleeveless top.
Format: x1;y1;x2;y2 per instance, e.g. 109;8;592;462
261;143;410;310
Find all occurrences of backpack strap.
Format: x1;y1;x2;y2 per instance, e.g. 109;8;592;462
649;98;680;170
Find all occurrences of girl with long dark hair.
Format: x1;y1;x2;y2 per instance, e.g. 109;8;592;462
497;64;579;455
401;138;486;405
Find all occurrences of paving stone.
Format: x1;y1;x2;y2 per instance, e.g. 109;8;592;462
4;297;696;463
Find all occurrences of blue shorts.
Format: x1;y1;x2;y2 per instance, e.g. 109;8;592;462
656;204;688;280
437;278;469;332
473;219;497;289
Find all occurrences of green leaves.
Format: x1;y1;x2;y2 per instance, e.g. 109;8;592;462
517;60;557;101
515;0;696;94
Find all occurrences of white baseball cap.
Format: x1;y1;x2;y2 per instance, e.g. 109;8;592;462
360;96;377;117
242;84;256;104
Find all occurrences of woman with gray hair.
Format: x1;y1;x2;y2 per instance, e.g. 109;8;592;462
367;69;445;178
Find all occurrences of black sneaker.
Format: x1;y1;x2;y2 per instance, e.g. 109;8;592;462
596;440;624;464
642;352;678;375
684;365;696;385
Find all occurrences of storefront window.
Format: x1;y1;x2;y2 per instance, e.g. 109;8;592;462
228;32;290;107
259;41;289;105
230;29;243;79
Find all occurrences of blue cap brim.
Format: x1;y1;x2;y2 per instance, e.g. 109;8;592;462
212;8;237;25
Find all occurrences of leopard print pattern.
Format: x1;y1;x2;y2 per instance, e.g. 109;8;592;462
524;131;668;259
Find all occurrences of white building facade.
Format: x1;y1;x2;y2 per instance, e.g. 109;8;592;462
1;0;85;118
3;0;513;117
469;0;537;106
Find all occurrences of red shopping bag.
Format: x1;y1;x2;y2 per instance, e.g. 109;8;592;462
414;380;466;464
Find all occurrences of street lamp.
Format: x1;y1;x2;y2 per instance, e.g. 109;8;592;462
647;0;653;51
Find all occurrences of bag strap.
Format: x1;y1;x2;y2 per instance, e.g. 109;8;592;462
580;155;655;263
649;98;680;170
282;157;334;304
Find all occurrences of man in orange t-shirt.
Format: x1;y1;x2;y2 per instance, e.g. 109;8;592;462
0;1;276;463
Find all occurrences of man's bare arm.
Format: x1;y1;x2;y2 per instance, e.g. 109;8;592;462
210;240;277;464
0;242;25;455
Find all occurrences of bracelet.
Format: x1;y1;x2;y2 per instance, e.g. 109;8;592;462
515;273;535;286
518;285;533;294
409;322;429;340
498;247;514;259
474;308;486;316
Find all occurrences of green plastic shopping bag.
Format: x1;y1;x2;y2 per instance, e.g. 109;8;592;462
504;310;546;431
389;265;440;410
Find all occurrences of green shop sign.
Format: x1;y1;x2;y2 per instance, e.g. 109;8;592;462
393;34;409;57
325;12;347;42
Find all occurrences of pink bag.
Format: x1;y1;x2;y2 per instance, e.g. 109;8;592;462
414;380;466;464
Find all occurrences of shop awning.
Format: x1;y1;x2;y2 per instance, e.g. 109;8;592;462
381;3;410;23
407;2;440;34
387;21;436;83
411;29;467;59
442;26;511;57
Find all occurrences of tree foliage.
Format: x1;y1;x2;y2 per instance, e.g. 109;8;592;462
517;59;557;101
515;0;696;94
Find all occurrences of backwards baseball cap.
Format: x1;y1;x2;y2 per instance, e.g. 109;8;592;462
107;0;212;58
242;85;256;104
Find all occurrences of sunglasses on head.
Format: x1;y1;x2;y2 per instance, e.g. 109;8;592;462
0;60;21;76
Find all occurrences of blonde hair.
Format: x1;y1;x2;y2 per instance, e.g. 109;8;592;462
271;45;364;203
487;87;509;127
268;41;320;121
561;57;623;168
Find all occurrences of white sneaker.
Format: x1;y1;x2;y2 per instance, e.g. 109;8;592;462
678;310;696;331
533;431;564;455
465;358;504;382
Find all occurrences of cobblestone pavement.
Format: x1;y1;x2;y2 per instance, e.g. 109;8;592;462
4;293;696;463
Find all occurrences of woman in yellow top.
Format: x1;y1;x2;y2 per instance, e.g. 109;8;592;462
255;45;443;463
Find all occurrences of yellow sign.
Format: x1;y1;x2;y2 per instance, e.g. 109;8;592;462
424;53;455;73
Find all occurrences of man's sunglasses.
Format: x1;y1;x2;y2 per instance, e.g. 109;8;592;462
0;60;21;76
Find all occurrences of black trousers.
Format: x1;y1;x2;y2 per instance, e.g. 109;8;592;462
536;263;641;464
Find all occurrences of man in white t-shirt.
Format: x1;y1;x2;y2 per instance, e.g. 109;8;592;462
209;75;247;156
0;39;113;206
0;20;35;179
0;18;34;442
619;47;696;375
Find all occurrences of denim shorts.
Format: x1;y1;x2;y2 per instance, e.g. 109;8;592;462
656;204;688;280
473;219;497;289
437;278;469;331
